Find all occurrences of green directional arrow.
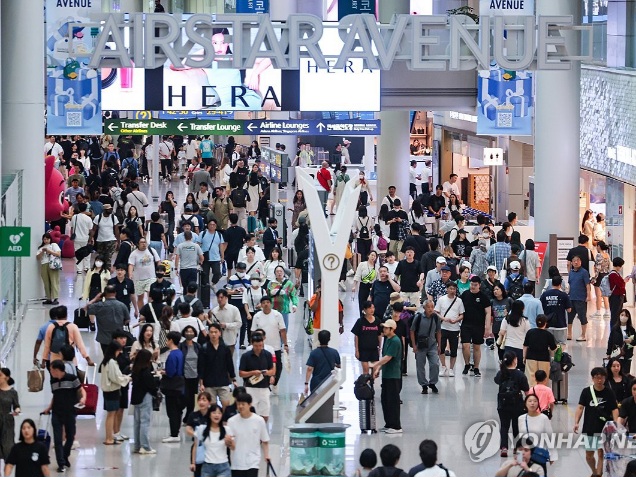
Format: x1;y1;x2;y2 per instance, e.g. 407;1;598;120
104;119;245;135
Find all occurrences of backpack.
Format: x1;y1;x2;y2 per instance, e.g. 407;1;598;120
353;374;375;401
358;218;370;240
600;271;617;297
50;322;71;354
377;235;388;251
230;188;249;208
120;157;138;180
507;274;525;299
443;227;457;246
497;374;520;409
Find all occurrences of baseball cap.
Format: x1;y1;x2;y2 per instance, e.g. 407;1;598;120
236;262;247;270
250;274;261;281
185;204;194;211
440;265;452;272
381;319;397;329
470;276;482;283
436;257;447;264
510;261;521;270
461;261;471;269
201;199;209;207
487;265;498;272
389;292;402;302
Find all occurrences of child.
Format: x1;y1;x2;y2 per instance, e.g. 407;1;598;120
354;448;377;477
528;369;556;419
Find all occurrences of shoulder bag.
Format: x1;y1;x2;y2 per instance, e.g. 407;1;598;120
414;312;438;349
525;415;551;464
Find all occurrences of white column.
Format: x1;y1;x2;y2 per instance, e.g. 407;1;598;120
377;111;411;207
534;0;581;242
1;0;45;300
297;0;323;17
270;0;297;20
363;135;375;174
151;135;160;206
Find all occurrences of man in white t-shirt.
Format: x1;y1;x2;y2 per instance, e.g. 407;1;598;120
125;183;149;222
158;136;173;180
442;174;460;204
226;392;270;477
70;203;94;273
238;235;266;263
409;160;421;199
90;204;120;270
380;186;402;210
128;238;161;310
170;302;205;339
44;136;64;160
251;296;287;392
434;282;465;377
409;439;457;477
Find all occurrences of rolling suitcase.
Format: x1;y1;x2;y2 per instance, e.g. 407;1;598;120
552;372;568;404
77;367;98;416
247;215;258;233
73;306;91;329
37;413;51;451
359;399;377;434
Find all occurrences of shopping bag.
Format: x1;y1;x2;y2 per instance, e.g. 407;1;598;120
27;366;45;392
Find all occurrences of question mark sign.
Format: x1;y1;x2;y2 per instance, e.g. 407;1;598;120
322;254;340;271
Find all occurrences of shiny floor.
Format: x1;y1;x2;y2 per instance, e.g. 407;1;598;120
12;178;618;476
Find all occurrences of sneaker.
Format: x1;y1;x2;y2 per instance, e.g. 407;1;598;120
113;434;124;442
346;269;354;277
429;384;439;394
57;467;66;473
448;369;455;377
462;365;471;375
421;386;428;394
379;427;388;433
500;447;508;458
338;282;346;292
139;448;157;455
385;428;403;434
239;345;246;350
469;364;475;376
576;336;587;342
592;311;602;317
439;366;447;377
271;385;278;395
604;313;611;319
473;368;482;378
162;436;180;443
402;373;408;377
71;440;80;450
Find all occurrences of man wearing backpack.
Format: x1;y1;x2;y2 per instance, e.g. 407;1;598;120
120;155;139;181
229;186;250;230
42;306;95;367
89;204;120;270
102;143;120;171
410;301;441;395
503;261;528;300
443;215;465;248
126;182;149;223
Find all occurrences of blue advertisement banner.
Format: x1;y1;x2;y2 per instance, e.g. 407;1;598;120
236;0;269;13
338;0;376;19
477;67;534;136
45;0;102;135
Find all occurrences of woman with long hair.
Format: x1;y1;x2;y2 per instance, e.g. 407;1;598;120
377;204;391;241
4;419;49;477
130;323;160;363
289;190;307;229
160;190;177;253
518;394;557;472
100;341;131;445
456;264;471;295
352;251;378;314
191;404;230;477
494;351;530;458
442;245;459;281
331;165;350;215
491;284;513;361
131;349;159;454
409;200;426;227
0;368;20;467
183;193;200;215
355;206;375;262
186;392;213;477
606;356;633;403
159;305;175;363
499;300;530;371
246;164;261;216
218;156;232;191
179;325;201;425
37;233;62;305
607;309;635;375
446;193;461;216
593;241;611;318
124;205;144;246
82;256;110;301
581;209;595;251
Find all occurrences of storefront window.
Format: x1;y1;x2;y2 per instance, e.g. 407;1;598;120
581;0;608;64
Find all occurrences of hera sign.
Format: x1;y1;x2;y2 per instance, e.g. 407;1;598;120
86;13;592;72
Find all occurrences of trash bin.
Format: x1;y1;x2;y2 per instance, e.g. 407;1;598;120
317;424;348;476
289;424;319;476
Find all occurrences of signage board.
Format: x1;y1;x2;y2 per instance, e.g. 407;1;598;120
483;148;504;166
157;110;235;120
534;241;548;279
556;238;574;275
104;119;381;136
237;0;269;13
0;227;31;257
480;0;534;16
338;0;376;19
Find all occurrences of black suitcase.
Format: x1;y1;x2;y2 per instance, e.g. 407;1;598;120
198;268;211;308
74;307;91;329
552;372;568;404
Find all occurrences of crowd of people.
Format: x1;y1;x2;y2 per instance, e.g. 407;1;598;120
25;134;636;477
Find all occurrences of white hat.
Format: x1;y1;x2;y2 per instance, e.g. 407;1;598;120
487;265;498;272
509;261;521;270
436;256;447;264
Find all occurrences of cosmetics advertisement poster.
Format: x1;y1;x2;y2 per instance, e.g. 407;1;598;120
45;0;102;135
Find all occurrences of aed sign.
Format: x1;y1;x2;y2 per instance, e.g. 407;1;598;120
0;227;31;257
480;0;534;16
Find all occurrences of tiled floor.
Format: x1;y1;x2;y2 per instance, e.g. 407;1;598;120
13;178;616;476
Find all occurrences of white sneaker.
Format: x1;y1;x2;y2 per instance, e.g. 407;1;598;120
71;440;80;450
385;428;403;434
346;269;354;277
338;282;346;292
439;367;447;377
115;433;129;440
448;369;455;377
604;313;611;318
592;311;602;318
113;434;124;442
162;436;180;443
271;385;278;395
138;448;157;455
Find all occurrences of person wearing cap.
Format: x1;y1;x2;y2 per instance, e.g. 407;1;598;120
481;265;500;301
381;186;402;211
423;256;447;294
434;281;465;377
106;264;137;317
451;229;472;260
89;203;120;270
426;265;454;304
371;267;401;322
149;264;176;305
382;292;415;322
503;261;528;300
469;238;489;279
227;262;252;349
459;276;492;378
373;318;403;433
173;221;201;248
503;244;525;277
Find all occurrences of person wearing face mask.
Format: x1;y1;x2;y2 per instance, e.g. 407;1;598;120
89;204;120;270
243;274;264;328
262;218;282;260
82;257;110;303
178;325;201;425
354;171;373;208
149;264;176;306
606;310;635;374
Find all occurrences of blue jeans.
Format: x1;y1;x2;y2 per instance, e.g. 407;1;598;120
52;411;76;467
202;462;231;477
149;240;163;259
134;393;153;451
282;313;289;329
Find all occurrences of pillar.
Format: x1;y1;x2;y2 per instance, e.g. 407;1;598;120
363;135;375;174
607;0;636;68
377;111;411;207
1;0;45;300
298;0;323;17
534;0;580;240
270;0;297;19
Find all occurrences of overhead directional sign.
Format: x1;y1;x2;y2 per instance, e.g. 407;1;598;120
104;119;381;136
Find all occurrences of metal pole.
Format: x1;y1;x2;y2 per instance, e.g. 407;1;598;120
151;134;160;205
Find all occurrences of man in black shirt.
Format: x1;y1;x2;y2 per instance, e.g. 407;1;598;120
401;224;429;260
427;185;446;235
574;367;618;477
223;213;247;279
566;235;594;273
149;263;176;304
460;277;491;377
370;266;401;321
618;380;636;433
43;360;86;473
107;263;137;316
239;332;275;421
294;238;310;298
394;247;421;305
386;199;409;259
420;238;442;278
198;323;236;407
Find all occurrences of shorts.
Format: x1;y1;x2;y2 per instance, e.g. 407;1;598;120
548;328;568;345
568;300;588;325
461;326;485;345
584;434;602;451
134;278;154;296
247;387;270;417
201;156;213;167
103;390;121;412
357;348;379;363
440;330;460;358
119;384;129;409
225;253;239;271
202;462;231;477
205;386;232;404
593;272;607;287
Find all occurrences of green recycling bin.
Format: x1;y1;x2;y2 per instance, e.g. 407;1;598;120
289;424;319;476
317;424;348;476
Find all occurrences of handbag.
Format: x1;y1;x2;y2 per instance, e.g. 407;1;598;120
413;313;437;349
49;255;63;270
27;366;45;392
152;390;163;411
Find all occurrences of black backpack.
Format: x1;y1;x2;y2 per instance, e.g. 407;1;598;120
508;274;525;299
50;322;71;354
497;374;520;409
353;374;375;401
358;218;370;240
231;189;249;208
443;227;457;246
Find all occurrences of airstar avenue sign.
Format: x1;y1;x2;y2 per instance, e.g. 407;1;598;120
87;13;592;72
